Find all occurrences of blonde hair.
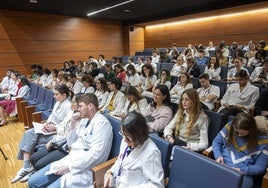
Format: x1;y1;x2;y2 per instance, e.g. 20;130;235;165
174;88;203;139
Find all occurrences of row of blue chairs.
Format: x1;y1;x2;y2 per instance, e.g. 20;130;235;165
17;83;55;128
93;114;243;188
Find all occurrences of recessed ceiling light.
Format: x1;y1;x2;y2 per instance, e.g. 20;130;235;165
87;0;135;16
30;0;38;3
124;9;131;13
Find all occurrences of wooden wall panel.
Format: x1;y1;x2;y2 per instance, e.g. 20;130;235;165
129;26;145;56
0;10;125;78
144;2;268;49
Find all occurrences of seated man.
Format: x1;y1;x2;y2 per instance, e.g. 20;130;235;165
28;93;113;187
197;73;220;111
218;69;259;122
227;57;249;82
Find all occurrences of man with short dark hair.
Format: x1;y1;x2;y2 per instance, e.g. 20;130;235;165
28;93;113;187
197;73;220;110
218;69;259;121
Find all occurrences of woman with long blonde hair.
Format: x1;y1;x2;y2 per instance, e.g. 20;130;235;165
164;88;209;151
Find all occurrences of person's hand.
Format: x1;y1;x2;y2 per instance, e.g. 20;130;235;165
46;141;53;151
55;166;70;175
234;104;245;111
232;167;241;172
165;135;174;144
43;123;56;132
261;111;268;116
103;172;114;188
216;157;224;164
223;103;230;108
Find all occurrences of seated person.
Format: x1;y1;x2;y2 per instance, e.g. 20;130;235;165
204;56;221;80
81;75;95;94
94;77;109;110
0;75;30;126
186;57;201;78
227;57;249;82
213;113;268;188
118;86;147;117
11;85;72;183
142;69;171;98
170;55;187;77
250;58;268;85
137;64;157;94
143;85;173;133
29;94;82;172
164;88;209;151
170;72;193;104
100;77;126;115
103;112;164;188
197;73;220;111
218;70;259;122
28;93;113;187
124;64;140;87
195;49;208;66
254;89;268;132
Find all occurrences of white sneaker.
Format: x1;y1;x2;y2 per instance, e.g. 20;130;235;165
20;171;34;183
11;166;34;183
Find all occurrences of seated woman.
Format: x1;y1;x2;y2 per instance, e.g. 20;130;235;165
164;88;209;151
103;111;164;188
204;55;221;80
142;69;171;98
143;85;173;133
0;75;30;126
124;64;140;87
116;86;147;117
137;64;157;94
100;77;126;115
170;55;187;77
29;94;82;172
169;72;193;104
94;77;109;110
81;75;95;94
11;84;72;183
115;63;127;83
213;113;268;188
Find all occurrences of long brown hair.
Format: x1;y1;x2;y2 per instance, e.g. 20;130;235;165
227;113;259;152
174;88;203;138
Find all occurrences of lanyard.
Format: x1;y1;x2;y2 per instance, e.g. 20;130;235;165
117;146;132;177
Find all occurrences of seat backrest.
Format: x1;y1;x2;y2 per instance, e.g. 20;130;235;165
161;63;174;71
105;115;123;159
24;82;39;100
204;110;225;145
220;66;228;80
191;77;201;89
149;133;172;178
210;79;227;99
43;89;55;109
36;86;46;104
167;146;243;188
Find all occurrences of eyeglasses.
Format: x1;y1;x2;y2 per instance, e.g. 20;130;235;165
119;130;133;142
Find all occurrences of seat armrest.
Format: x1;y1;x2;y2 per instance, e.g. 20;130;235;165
262;170;268;188
92;157;117;188
32;112;42;123
202;146;213;158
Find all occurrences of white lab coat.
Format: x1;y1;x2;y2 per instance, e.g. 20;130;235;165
101;90;126;114
109;138;164;188
121;98;148;115
47;98;72;125
57;112;113;187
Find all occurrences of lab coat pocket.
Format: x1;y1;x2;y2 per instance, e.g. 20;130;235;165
125;168;144;186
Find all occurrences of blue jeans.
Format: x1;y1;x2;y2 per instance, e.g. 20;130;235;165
28;164;61;188
242;175;253;188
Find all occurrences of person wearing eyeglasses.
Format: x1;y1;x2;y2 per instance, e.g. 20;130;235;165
103;111;164;188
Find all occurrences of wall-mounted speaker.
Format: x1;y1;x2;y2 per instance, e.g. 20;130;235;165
129;26;134;32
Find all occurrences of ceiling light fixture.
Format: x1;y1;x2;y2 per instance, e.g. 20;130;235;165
87;0;135;16
29;0;38;3
146;7;268;29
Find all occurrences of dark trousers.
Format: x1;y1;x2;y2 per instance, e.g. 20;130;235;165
219;107;244;124
30;146;68;171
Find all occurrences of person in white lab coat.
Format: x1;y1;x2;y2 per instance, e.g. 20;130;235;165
28;93;113;188
103;111;164;188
